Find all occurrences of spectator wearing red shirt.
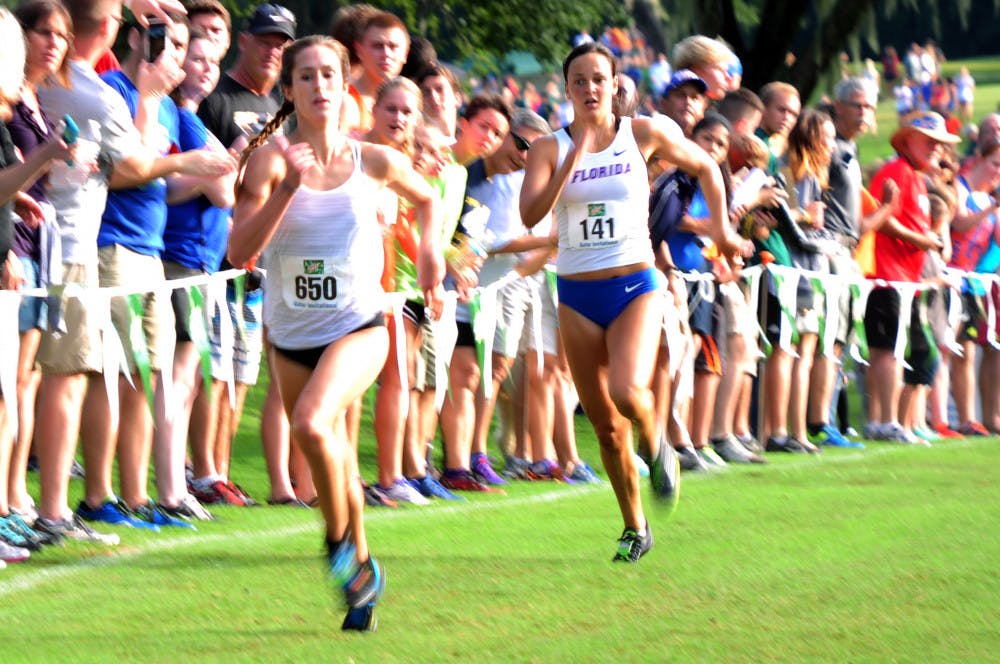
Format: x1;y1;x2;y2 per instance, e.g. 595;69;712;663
864;111;959;440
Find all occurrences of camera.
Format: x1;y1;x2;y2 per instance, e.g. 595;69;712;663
145;19;167;63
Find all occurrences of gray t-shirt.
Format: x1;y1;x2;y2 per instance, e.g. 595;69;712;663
37;61;143;266
825;135;862;241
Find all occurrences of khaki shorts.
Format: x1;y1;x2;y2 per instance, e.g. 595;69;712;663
99;244;172;374
38;263;102;375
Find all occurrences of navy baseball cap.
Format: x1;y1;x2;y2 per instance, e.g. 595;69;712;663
663;69;708;96
247;3;296;41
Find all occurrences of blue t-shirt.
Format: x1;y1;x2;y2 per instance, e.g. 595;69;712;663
667;187;710;273
98;69;179;256
163;109;230;272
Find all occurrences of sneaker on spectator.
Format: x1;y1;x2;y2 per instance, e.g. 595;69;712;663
861;422;883;440
34;515;121;546
1;513;49;550
0;517;38;551
735;432;764;455
676;445;709;472
0;540;30;563
134;501;197;530
958;420;990;436
192;479;245;506
932;423;965;439
10;502;39;526
375;479;431;506
470;452;508;485
408;475;464;501
362;481;398;508
225;481;258;506
697;446;728;468
76;499;160;532
913;426;941;443
440;470;503;493
650;433;680;507
500;456;530;480
69;459;86;479
712;435;767;464
811;423;865;449
526;459;575;483
159;494;214;521
878;422;918;444
765;435;808;454
568;460;602;483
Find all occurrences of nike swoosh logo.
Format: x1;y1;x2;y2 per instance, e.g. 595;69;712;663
613;149;626;156
625;283;639;293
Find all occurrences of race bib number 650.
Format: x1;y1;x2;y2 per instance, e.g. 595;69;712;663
281;256;350;310
567;201;626;250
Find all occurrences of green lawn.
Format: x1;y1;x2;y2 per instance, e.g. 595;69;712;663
2;392;998;662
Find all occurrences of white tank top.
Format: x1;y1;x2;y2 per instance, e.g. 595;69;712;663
553;117;654;275
263;141;385;349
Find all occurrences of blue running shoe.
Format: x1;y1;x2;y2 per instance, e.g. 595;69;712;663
328;536;358;588
408;475;465;501
342;604;377;632
470;452;508;485
812;423;865;449
569;461;602;483
76;499;160;532
344;556;385;609
134;502;197;530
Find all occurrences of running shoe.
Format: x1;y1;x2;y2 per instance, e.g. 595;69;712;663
958;420;990;436
878;422;919;444
33;515;121;546
76;499;160;532
133;502;197;530
677;445;709;472
470;452;508;485
612;523;653;563
0;540;30;563
568;460;603;483
933;423;965;439
735;432;764;455
526;459;575;483
362;481;398;508
267;496;311;508
500;456;531;480
159;494;214;521
765;435;808;454
712;435;767;464
440;470;504;494
633;452;650;477
1;513;50;550
342;604;377;632
192;479;246;506
0;517;38;551
225;481;259;506
650;434;680;507
343;556;386;609
408;475;464;501
69;459;86;479
913;426;941;443
697;446;728;468
375;479;431;506
811;423;865;449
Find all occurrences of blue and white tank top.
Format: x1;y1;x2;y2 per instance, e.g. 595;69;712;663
263;141;385;349
553;116;654;275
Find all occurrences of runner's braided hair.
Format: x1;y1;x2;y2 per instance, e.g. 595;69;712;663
236;36;351;197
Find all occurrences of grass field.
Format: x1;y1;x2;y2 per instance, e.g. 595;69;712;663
2;394;999;662
4;58;1000;662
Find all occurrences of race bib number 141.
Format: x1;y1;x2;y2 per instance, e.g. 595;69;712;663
567;201;625;249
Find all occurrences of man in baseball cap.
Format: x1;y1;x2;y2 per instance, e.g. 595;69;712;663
657;69;708;137
246;3;296;41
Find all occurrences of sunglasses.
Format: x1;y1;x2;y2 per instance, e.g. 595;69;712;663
510;131;531;152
